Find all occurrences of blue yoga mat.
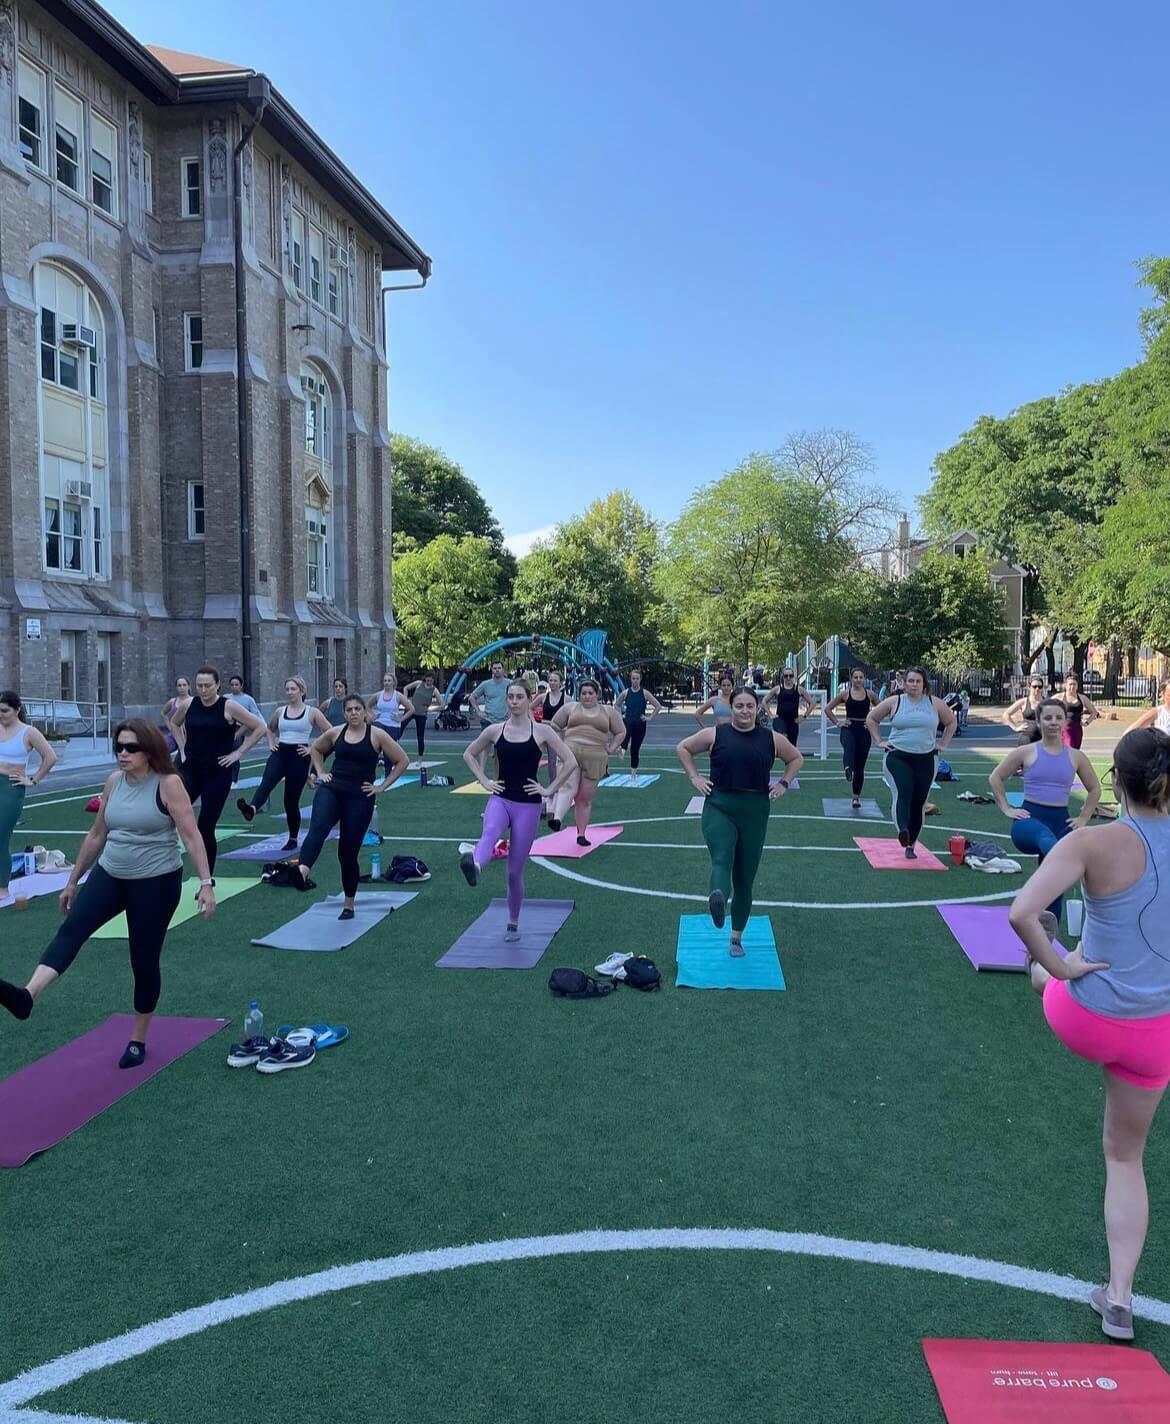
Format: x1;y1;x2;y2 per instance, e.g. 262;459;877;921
598;773;659;788
1006;791;1025;808
676;915;785;991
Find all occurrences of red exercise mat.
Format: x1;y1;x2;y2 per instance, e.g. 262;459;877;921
854;836;947;871
923;1338;1170;1421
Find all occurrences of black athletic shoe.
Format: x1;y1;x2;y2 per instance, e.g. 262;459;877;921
237;798;256;823
460;850;479;887
119;1040;147;1069
226;1036;269;1068
256;1037;315;1074
547;817;562;832
851;796;861;809
0;979;33;1020
338;907;355;921
576;834;590;848
905;846;917;860
709;890;727;929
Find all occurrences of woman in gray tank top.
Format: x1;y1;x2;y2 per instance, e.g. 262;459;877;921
1010;727;1170;1343
0;720;216;1069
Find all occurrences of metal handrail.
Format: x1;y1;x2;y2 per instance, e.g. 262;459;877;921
21;698;111;748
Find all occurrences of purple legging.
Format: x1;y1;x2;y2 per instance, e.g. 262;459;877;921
474;796;543;922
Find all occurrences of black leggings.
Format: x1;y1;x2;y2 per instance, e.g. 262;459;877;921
622;719;647;770
299;782;377;899
40;864;184;1013
249;744;312;837
882;748;936;847
414;716;426;756
180;761;233;875
840;721;872;796
776;717;799;744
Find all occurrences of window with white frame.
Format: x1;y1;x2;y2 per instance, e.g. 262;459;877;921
180;156;201;216
187;482;205;539
184;313;203;371
327;238;348;318
18;61;46;170
54;85;83;193
91;114;116;215
291;211;306;290
35;262;110;582
143;150;154;214
309;226;323;304
301;361;334;599
59;632;78;701
305;510;331;598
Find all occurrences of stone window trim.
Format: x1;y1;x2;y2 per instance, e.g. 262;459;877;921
183;312;203;372
180;155;202;218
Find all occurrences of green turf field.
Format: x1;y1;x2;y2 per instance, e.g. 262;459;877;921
2;740;1168;1422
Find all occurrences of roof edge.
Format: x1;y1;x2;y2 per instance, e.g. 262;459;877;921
40;0;179;102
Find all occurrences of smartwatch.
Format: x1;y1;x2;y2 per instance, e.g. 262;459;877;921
777;777;790;790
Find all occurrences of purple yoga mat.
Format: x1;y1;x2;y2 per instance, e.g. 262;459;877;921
938;903;1069;973
221;829;336;862
0;1013;229;1167
436;898;574;969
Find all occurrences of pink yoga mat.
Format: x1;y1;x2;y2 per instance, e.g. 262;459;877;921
938;903;1069;972
854;836;947;871
0;1013;229;1167
531;824;623;858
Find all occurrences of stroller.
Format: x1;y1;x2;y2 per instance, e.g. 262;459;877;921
436;689;471;731
941;691;964;735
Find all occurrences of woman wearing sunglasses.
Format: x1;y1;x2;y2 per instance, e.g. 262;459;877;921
0;721;215;1068
1003;676;1049;744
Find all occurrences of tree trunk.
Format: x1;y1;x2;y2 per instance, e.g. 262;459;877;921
1070;637;1088;681
1126;646;1138;678
1044;642;1056;686
1105;639;1122;702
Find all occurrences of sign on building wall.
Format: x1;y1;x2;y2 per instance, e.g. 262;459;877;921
25;618;42;641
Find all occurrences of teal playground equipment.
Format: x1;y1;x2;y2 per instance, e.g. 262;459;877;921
444;630;624;703
786;635;877;692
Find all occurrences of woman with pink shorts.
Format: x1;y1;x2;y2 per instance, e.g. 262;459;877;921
1010;726;1170;1343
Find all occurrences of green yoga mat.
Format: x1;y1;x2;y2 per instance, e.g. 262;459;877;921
675;914;785;991
92;876;257;939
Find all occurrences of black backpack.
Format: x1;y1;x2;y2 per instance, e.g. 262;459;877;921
622;956;662;991
385;855;431;883
261;861;314;890
548;967;613;999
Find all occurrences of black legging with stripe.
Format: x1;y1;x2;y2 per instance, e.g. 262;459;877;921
179;762;233;875
622;719;647;770
40;865;184;1013
247;744;313;837
882;748;936;847
840;722;872;797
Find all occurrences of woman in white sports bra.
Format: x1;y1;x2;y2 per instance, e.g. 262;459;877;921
0;690;58;898
236;677;331;849
1131;678;1170;738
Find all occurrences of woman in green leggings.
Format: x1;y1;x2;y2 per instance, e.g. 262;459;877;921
677;686;803;955
0;691;58;896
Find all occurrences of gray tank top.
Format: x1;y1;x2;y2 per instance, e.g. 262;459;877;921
1071;815;1170;1019
887;693;938;754
98;771;183;880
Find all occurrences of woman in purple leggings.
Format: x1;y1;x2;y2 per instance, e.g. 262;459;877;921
460;681;578;940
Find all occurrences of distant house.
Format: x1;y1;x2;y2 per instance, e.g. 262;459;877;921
881;515;1026;669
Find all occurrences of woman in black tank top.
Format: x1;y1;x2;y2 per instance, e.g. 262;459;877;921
676;686;804;955
539;671;571;788
171;667;266;875
294;695;411;917
825;669;878;806
461;681;578;939
763;672;816;743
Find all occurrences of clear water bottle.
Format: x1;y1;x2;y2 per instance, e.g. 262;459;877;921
244;1000;264;1041
23;846;36;877
370;849;382;881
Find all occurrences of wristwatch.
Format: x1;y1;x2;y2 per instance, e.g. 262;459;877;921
777;777;790;790
198;878;215;888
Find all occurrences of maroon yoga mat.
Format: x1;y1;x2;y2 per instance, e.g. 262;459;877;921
0;1013;229;1168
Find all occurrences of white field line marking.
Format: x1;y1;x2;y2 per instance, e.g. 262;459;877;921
23;761;269;812
531;857;1016;910
3;1227;1169;1423
603;813;1012;841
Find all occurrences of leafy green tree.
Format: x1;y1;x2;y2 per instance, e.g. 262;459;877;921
511;524;648;653
392;534;511;669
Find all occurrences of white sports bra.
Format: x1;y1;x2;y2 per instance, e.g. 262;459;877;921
277;706;313;745
0;726;31;766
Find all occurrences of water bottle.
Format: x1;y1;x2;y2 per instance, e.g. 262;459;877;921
420;767;429;787
23;846;36;878
370;849;382;881
244;1000;264;1041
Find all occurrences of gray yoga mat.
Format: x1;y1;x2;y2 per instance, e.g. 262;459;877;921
822;797;884;820
221;829;336;862
436;898;574;969
252;891;416;951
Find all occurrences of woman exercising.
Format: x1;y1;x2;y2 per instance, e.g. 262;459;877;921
615;668;664;783
1009;727;1170;1342
539;670;571;790
990;698;1100;916
162;674;191;760
0;691;58;898
403;673;442;758
237;677;331;848
764;670;817;744
550;679;625;845
695;673;737;728
318;677;349;728
825;669;877;808
460;682;577;940
866;667;957;859
1004;676;1048;743
170;667;267;875
0;721;214;1067
294;695;410;918
1056;673;1099;750
677;686;803;955
1130;678;1170;736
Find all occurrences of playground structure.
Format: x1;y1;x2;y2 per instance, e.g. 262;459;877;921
443;630;624;704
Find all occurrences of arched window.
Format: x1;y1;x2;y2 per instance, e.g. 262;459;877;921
35;262;109;579
300;361;334;599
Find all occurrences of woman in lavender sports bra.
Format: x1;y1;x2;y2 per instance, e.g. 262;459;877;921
990;699;1100;917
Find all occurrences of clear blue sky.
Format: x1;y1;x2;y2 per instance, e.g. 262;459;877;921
112;0;1170;549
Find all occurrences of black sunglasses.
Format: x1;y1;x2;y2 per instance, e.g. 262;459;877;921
116;741;143;754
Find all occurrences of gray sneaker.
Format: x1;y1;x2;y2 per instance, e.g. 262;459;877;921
1089;1286;1134;1340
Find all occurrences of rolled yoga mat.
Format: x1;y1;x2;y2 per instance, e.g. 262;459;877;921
822;797;883;820
938;902;1069;972
0;1014;229;1168
597;773;659;788
676;914;785;991
92;876;257;938
436;898;574;969
531;824;623;858
854;836;947;871
251;891;417;951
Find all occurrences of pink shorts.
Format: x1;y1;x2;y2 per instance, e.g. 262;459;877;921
1043;978;1170;1092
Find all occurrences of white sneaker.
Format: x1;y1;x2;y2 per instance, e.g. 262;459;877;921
595;952;633;977
458;841;475;855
